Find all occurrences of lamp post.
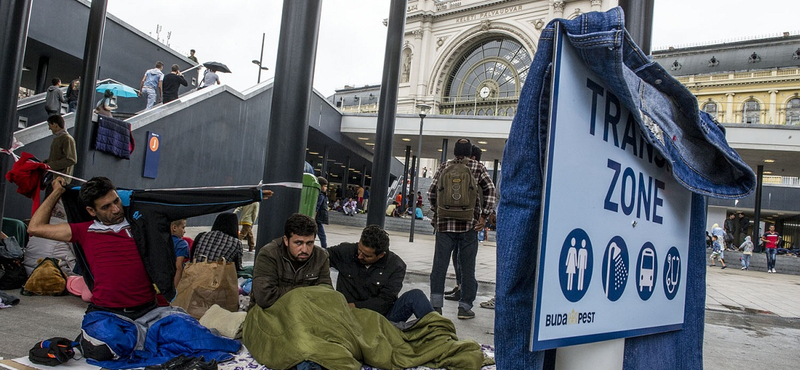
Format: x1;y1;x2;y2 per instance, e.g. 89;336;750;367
252;32;268;83
409;103;431;242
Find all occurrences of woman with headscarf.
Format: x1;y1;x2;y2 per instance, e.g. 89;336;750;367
738;236;754;271
192;212;243;270
94;90;116;117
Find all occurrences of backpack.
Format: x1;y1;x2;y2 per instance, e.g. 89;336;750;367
0;236;27;290
21;257;68;296
436;159;480;221
29;337;78;366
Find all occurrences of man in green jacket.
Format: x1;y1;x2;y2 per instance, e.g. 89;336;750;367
44;114;77;183
249;213;331;309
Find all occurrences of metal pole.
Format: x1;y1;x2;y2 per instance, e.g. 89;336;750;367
0;0;33;223
752;165;764;251
73;0;109;180
342;157;350;199
440;138;448;164
361;165;368;188
493;158;499;185
619;0;654;54
366;0;408;227
257;32;265;84
256;0;323;253
321;145;329;180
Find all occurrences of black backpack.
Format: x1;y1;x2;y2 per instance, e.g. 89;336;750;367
0;236;27;290
436;159;480;222
29;337;78;366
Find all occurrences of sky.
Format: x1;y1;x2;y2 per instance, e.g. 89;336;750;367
105;0;797;98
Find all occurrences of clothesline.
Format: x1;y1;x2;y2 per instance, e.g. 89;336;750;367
1;147;303;190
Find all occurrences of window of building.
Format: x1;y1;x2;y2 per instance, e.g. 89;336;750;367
506;107;514;117
742;100;760;124
443;37;532;107
787;98;800;125
702;102;717;116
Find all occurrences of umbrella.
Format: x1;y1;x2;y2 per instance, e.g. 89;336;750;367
96;83;138;98
203;61;231;73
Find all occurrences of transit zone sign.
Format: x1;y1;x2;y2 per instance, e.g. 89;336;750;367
530;30;692;351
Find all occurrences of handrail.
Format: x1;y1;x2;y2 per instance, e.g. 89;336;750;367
16;78;130;110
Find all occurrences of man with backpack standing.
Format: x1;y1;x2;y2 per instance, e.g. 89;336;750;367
428;138;496;319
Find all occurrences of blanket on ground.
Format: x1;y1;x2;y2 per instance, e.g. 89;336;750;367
243;286;489;370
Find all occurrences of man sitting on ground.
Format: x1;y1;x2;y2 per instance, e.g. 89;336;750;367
27;177;271;366
249;213;331;309
328;225;434;323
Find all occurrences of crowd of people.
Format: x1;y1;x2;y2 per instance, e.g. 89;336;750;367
708;212;797;273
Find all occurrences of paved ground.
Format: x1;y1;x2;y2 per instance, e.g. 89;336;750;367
2;221;800;369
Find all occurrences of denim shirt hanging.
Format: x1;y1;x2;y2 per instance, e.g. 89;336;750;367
495;7;754;369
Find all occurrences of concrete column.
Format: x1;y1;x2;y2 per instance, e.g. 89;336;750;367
35;56;49;94
73;0;108;180
415;22;432;99
342;156;351;195
440;138;449;164
0;0;33;222
493;159;499;185
256;0;323;252
768;90;778;124
752;165;764;248
366;0;408;227
725;93;735;123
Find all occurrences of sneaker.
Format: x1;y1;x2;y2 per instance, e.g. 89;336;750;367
741;267;746;270
146;355;192;370
457;307;475;320
721;265;727;269
772;268;777;273
444;290;461;301
433;307;442;315
480;297;495;309
443;285;460;296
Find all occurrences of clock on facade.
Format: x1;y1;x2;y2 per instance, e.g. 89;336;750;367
479;86;491;99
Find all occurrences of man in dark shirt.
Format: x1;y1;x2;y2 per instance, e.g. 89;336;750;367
328;225;434;322
162;64;188;104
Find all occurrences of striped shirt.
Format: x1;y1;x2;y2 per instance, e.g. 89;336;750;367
428;158;497;233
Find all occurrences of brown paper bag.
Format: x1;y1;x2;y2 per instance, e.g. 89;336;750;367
172;257;239;319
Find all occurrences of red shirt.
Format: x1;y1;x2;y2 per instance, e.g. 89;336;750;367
763;231;780;249
70;221;155;308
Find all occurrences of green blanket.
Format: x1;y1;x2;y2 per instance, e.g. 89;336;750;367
243;286;488;370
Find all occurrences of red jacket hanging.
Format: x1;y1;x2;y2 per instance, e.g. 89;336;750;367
5;152;50;215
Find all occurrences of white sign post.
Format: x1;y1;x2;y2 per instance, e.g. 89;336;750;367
530;27;692;355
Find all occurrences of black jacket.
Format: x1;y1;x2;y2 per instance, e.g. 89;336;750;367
328;242;405;316
315;192;329;224
63;186;262;300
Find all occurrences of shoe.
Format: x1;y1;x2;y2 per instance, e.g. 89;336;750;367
445;290;461;301
709;264;716;267
433;307;442;315
741;267;746;270
443;286;460;295
772;269;777;273
457;307;475;320
480;297;495;309
721;265;727;269
146;355;192;370
178;357;218;370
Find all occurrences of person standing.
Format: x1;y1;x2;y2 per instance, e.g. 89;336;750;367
187;49;198;63
315;177;329;249
200;68;220;89
138;61;164;110
761;224;781;273
65;78;80;113
44;78;66;115
234;202;259;252
428;138;496;319
739;236;754;271
162;64;187;104
737;212;750;247
711;223;726;251
43;115;77;183
724;213;738;251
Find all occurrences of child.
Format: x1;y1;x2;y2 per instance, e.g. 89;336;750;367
171;219;190;287
739;236;754;270
709;235;726;269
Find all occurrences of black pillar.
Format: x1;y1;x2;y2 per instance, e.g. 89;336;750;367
619;0;654;54
73;0;108;180
321;145;329;180
752;165;764;251
409;155;417;242
400;146;411;212
256;0;323;253
440;138;449;164
342;157;351;197
366;0;408;227
0;0;33;223
35;56;49;94
492;159;499;185
361;165;368;187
